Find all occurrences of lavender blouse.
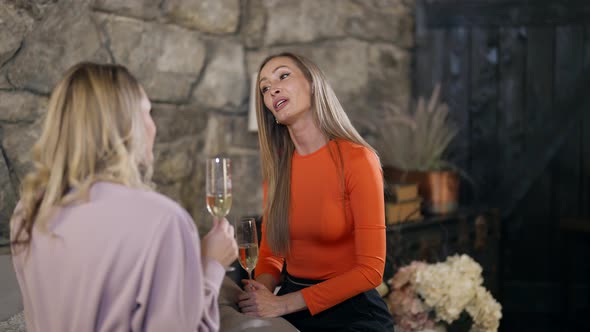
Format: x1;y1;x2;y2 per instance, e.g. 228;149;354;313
11;182;224;331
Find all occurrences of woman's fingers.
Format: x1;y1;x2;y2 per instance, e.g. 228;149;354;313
249;280;266;290
227;220;234;237
239;300;258;314
218;218;233;236
210;217;220;230
238;293;250;301
242;279;264;289
241;281;269;295
216;218;225;232
238;301;260;316
228;221;236;239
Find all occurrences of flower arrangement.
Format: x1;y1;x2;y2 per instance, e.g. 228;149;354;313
388;255;502;332
378;83;458;172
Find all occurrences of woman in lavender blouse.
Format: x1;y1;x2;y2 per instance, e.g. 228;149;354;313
9;62;237;332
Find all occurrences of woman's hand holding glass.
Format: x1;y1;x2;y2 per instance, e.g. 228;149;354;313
201;218;238;269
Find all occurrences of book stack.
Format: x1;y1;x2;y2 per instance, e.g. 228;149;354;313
385;183;423;224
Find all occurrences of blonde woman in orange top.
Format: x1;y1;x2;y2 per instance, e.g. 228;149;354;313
238;53;393;331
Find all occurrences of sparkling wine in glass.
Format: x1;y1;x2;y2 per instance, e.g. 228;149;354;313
205;157;235;271
236;218;259;280
206;157;232;219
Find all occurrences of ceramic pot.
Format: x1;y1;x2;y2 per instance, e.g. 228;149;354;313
383;166;459;215
422;170;459;214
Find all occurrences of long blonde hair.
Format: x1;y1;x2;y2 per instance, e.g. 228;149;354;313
11;62;153;250
256;53;377;255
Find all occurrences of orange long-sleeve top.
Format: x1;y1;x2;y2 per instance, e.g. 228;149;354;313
255;139;386;315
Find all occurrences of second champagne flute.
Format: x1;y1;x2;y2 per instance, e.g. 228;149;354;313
236;217;259;280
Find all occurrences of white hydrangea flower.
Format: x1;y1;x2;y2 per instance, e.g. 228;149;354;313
391;255;501;332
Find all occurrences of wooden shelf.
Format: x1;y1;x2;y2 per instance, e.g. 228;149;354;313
386;206;498;232
384;206;501;297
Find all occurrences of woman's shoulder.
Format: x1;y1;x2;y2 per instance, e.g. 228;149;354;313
93;182;192;223
333;139;380;163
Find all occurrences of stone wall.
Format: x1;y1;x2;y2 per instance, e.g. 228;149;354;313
0;0;414;237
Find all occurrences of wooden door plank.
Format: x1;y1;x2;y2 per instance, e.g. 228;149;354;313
445;27;471;188
554;25;584;218
498;27;527;189
583;25;590;218
469;27;500;202
525;27;554;152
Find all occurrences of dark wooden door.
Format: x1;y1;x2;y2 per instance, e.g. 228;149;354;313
414;1;590;330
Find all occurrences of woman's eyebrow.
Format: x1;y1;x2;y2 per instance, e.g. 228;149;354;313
259;65;290;85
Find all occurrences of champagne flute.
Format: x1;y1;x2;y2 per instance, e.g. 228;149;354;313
206;157;232;219
206;157;235;272
235;217;259;280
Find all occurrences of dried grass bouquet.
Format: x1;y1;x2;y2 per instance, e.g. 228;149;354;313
379;83;458;171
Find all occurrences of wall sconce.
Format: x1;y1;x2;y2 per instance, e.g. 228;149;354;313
248;72;258;132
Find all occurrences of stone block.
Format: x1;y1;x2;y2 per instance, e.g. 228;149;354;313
202;112;234;158
0;2;34;67
154;181;185;210
153;136;198;184
368;43;411;108
0;145;17;239
180;163;207;225
0;91;46;122
261;0;361;46
230;112;260;151
0;312;24;332
241;0;266;48
97;13;207;102
151;103;208;143
249;0;413;47
347;0;415;47
1;120;41;180
7;0;60;20
164;0;240;34
92;0;161;20
225;152;262;220
0;69;10;89
192;40;247;109
7;1;110;93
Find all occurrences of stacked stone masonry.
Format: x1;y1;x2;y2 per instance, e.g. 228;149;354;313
0;0;414;238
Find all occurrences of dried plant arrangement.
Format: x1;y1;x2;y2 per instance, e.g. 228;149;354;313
379;84;458;172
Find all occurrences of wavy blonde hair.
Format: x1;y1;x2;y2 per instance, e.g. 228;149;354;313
256;53;378;255
11;62;153;250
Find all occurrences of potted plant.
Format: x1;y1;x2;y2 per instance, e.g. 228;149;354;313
378;83;460;214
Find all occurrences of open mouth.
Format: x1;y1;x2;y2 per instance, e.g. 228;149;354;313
274;98;288;111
